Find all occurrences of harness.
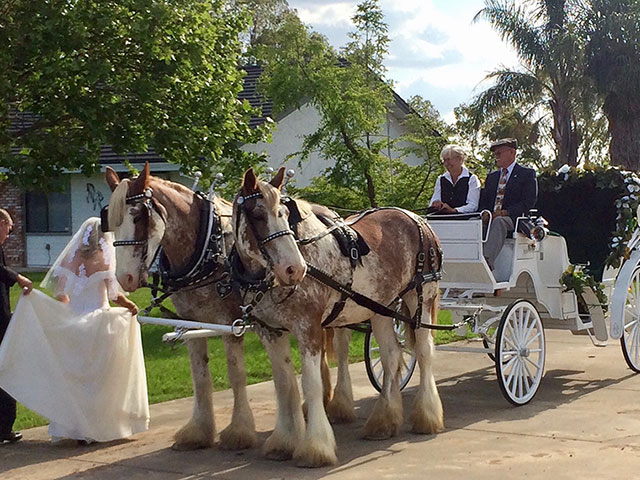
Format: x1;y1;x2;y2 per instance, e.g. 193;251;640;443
105;188;231;316
233;193;456;332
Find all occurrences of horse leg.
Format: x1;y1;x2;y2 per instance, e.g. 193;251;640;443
363;316;404;440
404;286;444;434
261;333;305;461
173;337;216;450
326;328;356;423
303;329;333;419
219;335;257;449
293;325;338;467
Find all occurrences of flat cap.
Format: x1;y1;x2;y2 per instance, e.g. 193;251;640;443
489;138;518;151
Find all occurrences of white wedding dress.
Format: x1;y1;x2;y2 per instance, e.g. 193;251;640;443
0;269;149;442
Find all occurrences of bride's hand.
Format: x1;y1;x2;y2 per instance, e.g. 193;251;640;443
56;294;70;304
127;302;139;316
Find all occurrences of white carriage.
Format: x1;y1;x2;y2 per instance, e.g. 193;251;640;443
364;211;640;405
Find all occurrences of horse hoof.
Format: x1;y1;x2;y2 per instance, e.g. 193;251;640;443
219;428;257;450
171;441;210;451
362;421;400;440
293;447;337;468
265;448;293;461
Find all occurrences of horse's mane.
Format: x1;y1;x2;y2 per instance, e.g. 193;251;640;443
256;180;314;219
108;179;131;230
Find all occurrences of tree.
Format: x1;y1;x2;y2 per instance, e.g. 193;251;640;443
472;0;586;168
257;0;397;207
0;0;265;190
395;96;450;208
228;0;295;52
582;0;640;169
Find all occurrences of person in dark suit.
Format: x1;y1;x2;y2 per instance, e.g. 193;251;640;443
478;138;537;270
0;209;32;444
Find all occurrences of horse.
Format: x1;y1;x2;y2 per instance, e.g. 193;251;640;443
104;163;258;451
104;164;352;454
230;167;444;467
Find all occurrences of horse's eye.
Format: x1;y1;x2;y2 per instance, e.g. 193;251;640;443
278;210;284;218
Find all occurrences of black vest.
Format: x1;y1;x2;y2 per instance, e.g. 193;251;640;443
440;175;470;209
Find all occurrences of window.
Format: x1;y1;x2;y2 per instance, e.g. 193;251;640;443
25;183;71;233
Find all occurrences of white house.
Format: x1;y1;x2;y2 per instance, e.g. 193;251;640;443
2;64;428;268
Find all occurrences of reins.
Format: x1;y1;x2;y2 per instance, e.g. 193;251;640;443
233;193;465;332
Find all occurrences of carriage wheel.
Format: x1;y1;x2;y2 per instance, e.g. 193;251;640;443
621;267;640;372
495;300;545;406
364;320;417;393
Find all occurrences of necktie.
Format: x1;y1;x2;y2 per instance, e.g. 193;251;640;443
493;168;509;212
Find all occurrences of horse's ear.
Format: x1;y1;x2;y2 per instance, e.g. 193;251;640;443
269;167;286;190
131;162;151;194
242;168;259;193
105;166;120;192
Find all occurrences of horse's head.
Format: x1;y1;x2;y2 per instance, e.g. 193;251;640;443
105;163;166;291
233;167;307;286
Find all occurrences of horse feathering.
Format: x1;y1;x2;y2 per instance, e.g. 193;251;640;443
108;179;131;231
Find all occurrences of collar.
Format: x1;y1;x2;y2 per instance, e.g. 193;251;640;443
444;166;470;184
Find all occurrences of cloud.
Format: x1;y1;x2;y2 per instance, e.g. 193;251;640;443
287;0;520;122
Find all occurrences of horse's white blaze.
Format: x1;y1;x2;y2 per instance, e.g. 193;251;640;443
265;206;307;286
112;205;164;291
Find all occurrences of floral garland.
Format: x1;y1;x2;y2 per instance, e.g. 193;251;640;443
560;264;608;312
542;164;640;269
607;170;640;268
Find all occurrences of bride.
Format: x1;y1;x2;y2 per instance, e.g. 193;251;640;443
0;217;149;443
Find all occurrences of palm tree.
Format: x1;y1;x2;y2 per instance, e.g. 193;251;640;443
472;0;585;168
582;0;640;170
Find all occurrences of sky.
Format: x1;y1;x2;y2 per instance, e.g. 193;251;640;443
287;0;520;124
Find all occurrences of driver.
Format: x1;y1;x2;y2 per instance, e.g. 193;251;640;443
479;138;537;270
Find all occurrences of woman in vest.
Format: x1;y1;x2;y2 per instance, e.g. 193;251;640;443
428;144;481;214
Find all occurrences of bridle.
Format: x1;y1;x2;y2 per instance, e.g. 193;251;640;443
234;191;296;267
101;187;166;266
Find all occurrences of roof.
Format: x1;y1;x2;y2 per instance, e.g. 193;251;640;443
239;64;274;129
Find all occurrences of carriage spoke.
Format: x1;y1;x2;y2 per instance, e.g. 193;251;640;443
503;335;518;351
523;355;541;371
524;331;543;349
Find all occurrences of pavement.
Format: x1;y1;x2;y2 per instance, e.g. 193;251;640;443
3;329;640;479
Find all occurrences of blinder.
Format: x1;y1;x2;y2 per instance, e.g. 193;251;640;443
235;192;296;248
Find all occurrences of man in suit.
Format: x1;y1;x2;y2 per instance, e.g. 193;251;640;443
0;209;32;444
478;138;538;270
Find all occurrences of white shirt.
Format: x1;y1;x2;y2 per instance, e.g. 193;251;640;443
430;166;481;213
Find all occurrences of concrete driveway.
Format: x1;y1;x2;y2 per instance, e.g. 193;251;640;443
3;329;640;479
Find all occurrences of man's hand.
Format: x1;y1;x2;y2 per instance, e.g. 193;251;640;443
430;200;443;210
17;274;32;295
493;209;509;217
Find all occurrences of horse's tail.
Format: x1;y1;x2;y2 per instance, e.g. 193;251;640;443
323;328;336;363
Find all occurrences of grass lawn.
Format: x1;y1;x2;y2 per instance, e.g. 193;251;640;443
9;273;462;431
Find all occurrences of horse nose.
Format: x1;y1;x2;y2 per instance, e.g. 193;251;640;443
274;262;306;286
287;263;307;284
120;273;138;292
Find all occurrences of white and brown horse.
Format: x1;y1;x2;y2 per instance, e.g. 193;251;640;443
231;167;444;467
105;164;258;451
104;164;348;454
